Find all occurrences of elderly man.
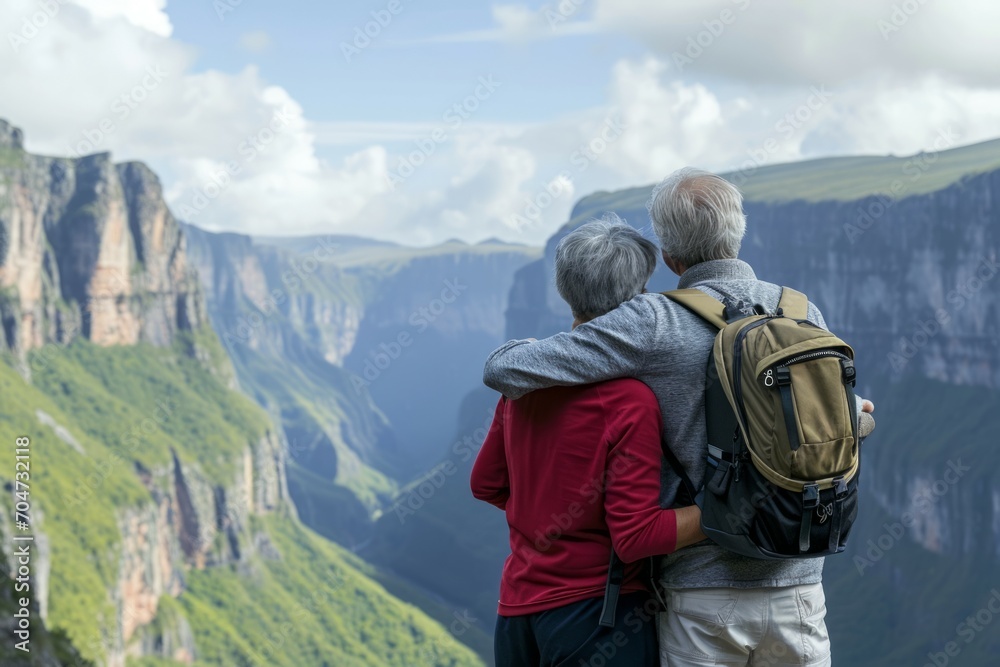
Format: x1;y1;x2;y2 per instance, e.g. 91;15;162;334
472;216;706;667
484;168;873;667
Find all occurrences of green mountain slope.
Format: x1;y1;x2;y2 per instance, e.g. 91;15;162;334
570;138;1000;228
0;334;484;666
178;516;482;667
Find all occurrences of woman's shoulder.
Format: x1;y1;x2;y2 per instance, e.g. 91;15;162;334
594;377;659;412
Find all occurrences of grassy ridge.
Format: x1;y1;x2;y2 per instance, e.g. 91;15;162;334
1;348;144;660
569;138;1000;229
31;332;268;487
0;334;485;666
177;516;483;667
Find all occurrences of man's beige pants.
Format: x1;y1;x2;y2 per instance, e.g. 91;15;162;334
658;584;832;666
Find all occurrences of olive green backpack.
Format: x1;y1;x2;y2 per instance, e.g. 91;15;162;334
663;287;861;559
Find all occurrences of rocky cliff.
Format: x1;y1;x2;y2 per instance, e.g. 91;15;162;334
109;429;288;665
509;149;1000;391
183;224;540;555
337;241;541;473
182;224;400;546
183;227;365;366
0;120;483;667
0;119;203;357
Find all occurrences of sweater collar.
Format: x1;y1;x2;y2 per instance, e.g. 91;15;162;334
677;258;757;289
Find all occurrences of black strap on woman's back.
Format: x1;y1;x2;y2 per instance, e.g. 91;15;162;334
599;550;625;627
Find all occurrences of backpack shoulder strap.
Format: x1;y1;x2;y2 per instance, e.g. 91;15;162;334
663;288;727;330
777;287;809;319
660;288;720;504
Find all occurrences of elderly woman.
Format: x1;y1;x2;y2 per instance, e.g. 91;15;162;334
471;215;705;667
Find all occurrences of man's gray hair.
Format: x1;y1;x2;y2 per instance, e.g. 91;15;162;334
555;214;658;321
646;167;746;268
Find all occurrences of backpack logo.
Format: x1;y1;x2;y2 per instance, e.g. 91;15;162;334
817;503;834;525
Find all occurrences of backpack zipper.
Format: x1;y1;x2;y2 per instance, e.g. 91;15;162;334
776;350;851;369
732;318;770;441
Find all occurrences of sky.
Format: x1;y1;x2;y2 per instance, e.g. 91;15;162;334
1;0;998;246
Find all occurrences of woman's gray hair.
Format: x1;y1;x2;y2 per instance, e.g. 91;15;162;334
646;167;746;268
555;214;658;321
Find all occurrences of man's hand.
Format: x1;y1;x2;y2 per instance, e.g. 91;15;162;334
862;400;875;414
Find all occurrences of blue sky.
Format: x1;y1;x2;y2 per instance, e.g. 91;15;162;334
172;2;624;122
2;0;998;245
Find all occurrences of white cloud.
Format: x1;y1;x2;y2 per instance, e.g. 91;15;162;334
591;0;1000;87
812;75;1000;157
492;4;547;39
72;0;172;36
2;0;999;247
1;0;396;241
394;2;597;45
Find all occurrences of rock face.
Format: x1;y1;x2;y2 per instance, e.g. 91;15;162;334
508;167;1000;391
182;227;365;366
114;430;288;666
182;224;400;547
183;225;539;479
183;224;540;550
737;173;1000;392
340;244;542;472
0;120;289;666
0;119;204;356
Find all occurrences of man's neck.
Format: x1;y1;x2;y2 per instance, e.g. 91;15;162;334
677;258;756;289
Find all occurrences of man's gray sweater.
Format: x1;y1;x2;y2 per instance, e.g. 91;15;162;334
484;258;839;589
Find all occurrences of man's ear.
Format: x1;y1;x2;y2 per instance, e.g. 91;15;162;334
661;251;686;277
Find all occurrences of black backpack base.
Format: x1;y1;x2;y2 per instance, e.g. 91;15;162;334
700;451;859;560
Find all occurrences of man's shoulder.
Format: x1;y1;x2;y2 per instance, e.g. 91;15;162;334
597;292;669;321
